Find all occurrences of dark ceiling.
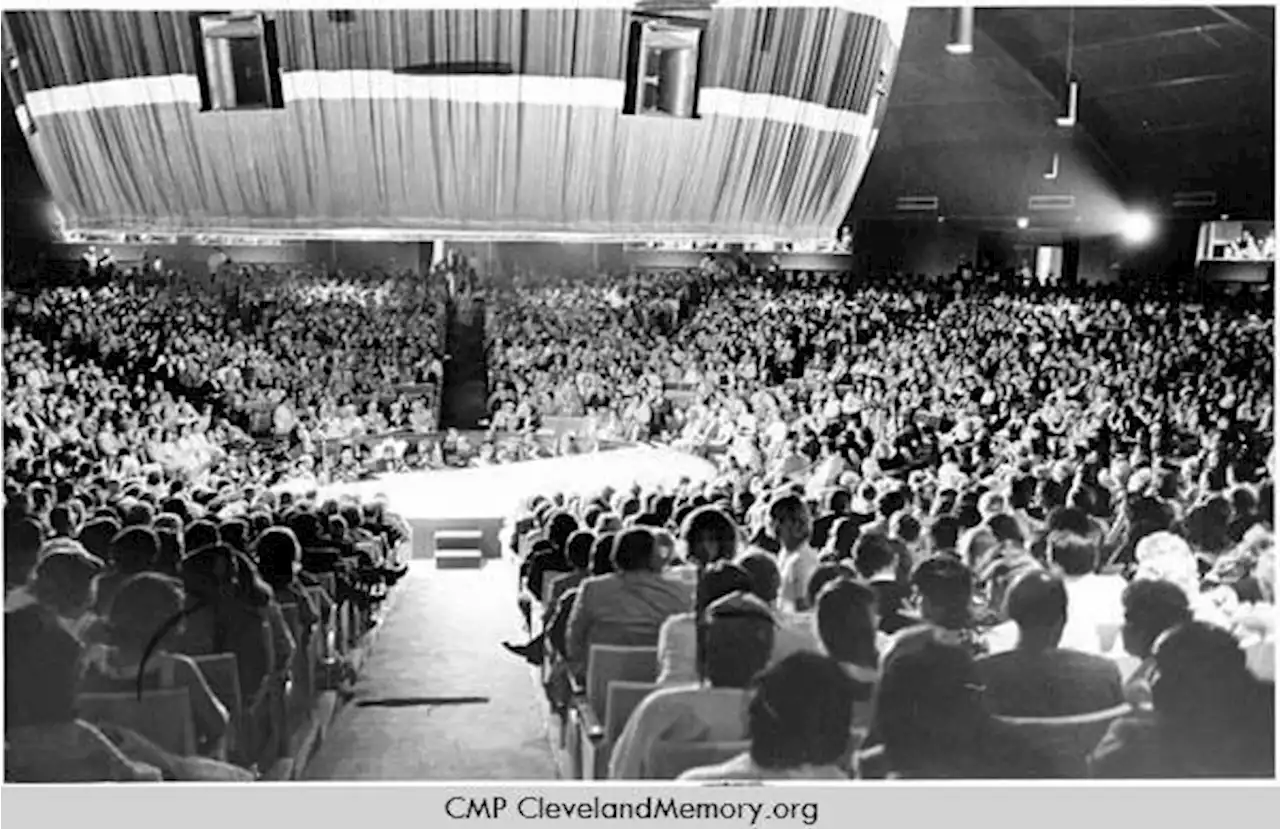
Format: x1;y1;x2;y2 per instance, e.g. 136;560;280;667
2;6;1275;236
852;5;1275;223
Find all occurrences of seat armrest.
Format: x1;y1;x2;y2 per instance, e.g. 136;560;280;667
571;696;605;743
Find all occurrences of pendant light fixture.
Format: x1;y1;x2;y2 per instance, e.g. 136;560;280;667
947;7;974;55
1056;9;1079;127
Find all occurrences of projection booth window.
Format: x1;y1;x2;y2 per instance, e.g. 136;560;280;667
193;13;284;112
623;15;706;119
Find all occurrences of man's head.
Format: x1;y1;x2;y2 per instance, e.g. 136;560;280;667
1004;570;1068;649
611;528;658;573
927;515;961;554
32;549;105;618
1047;529;1099;577
110;526;159;575
910;556;974;629
697;560;755;616
737;552;782;607
805;563;851;609
854;532;899;580
815;578;879;668
746;652;856;771
702;592;776;688
769;494;812;552
1121;578;1192;659
565;530;596;572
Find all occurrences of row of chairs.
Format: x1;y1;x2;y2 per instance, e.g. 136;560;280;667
75;571;378;776
522;562;745;781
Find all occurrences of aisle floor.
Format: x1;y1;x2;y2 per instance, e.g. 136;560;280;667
304;560;558;780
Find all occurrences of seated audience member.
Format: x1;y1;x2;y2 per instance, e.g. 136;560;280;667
521;511;580;602
176;544;294;716
610;591;775;779
257;528;321;645
657;560;755;686
815;579;881;732
5;604;163;782
502;529;597;665
810;489;851;551
95;527;160;616
5;517;46;611
871;640;1053;779
1116;579;1193;707
976;571;1124;717
737;551;824;664
29;547;105;640
1048;529;1126;654
565;528;691;672
772;495;818;612
1090;622;1275;778
804;563;851;610
884;556;980;665
854;532;915;634
679;652;857;781
80;573;230;754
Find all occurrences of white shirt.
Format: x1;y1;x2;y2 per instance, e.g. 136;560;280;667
1061;573;1126;654
779;545;821;613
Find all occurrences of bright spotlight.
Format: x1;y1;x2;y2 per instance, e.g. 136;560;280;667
1016;217;1030;230
1120;212;1155;245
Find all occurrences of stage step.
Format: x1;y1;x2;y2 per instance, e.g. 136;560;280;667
435;529;484;550
435;549;484;570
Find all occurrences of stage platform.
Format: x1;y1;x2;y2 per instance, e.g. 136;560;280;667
284;446;717;563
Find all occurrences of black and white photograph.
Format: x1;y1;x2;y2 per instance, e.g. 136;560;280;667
2;2;1275;789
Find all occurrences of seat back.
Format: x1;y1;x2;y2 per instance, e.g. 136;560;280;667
649;740;751;780
543;572;572;607
605;681;657;747
77;687;196;756
996;704;1131;778
586;646;657;720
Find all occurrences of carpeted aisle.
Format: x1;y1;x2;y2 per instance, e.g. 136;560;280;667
303;560;557;780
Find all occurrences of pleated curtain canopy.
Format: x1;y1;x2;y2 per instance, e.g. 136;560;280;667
3;3;906;242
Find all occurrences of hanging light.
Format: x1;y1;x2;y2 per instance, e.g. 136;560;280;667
1056;78;1079;128
947;7;974;55
1043;152;1060;180
1055;10;1078;127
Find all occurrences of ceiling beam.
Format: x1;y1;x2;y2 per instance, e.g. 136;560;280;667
1038;21;1238;56
1208;7;1274;43
1085;70;1269;100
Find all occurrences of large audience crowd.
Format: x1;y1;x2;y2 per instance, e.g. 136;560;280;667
503;268;1275;780
4;258;434;781
4;248;1276;781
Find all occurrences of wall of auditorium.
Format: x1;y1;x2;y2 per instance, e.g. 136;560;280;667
1076;238;1120;285
853;220;978;277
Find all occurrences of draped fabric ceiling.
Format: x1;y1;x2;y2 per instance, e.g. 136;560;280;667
5;4;905;241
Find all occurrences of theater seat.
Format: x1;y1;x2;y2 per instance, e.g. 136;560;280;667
649;740;751;780
77;687;196;757
569;645;658;780
995;703;1132;778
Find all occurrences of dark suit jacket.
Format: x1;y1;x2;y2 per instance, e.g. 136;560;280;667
976;647;1125;718
869;579;915;635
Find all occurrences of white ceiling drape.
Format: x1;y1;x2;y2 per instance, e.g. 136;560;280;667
7;6;904;240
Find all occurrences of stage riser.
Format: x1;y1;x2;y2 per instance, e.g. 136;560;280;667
435;552;484;570
409;518;504;560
